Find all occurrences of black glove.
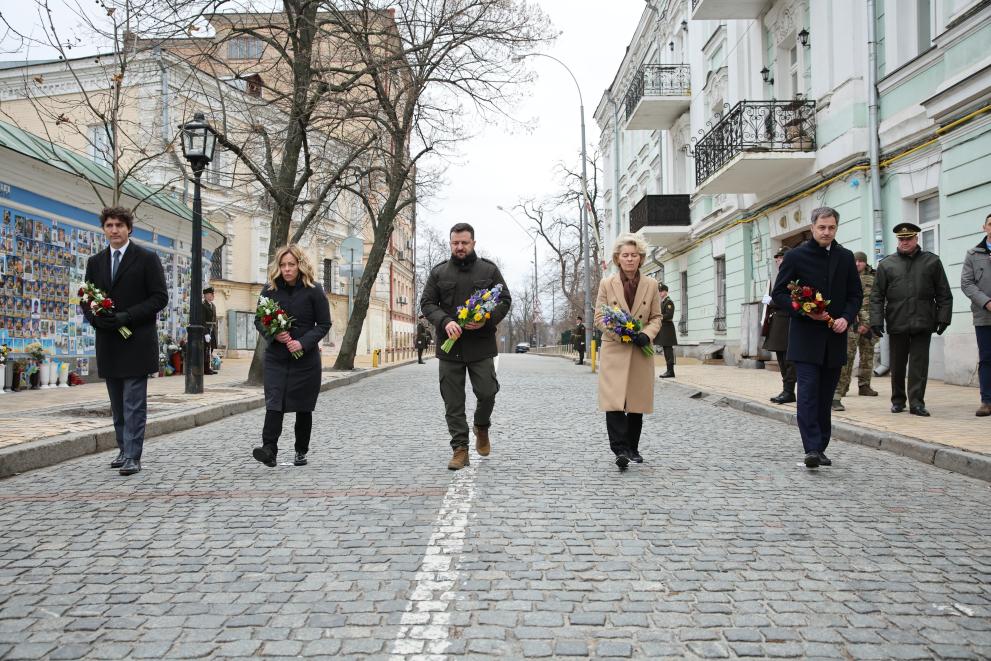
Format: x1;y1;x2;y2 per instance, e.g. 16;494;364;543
632;332;650;347
870;325;884;339
91;313;116;330
114;311;131;328
936;323;948;335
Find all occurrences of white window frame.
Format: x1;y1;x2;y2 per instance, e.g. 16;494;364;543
89;123;112;167
916;194;940;253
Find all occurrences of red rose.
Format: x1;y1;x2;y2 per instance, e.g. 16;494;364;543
791;301;800;310
101;299;112;309
276;309;285;316
802;286;812;298
77;287;84;296
262;315;272;324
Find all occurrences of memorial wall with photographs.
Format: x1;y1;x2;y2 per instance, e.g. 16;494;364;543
0;204;206;367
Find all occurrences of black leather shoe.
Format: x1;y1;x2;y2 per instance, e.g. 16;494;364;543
910;406;931;417
110;452;125;469
771;392;797;404
659;369;675;379
818;452;832;466
119;458;141;475
252;446;277;467
804;452;821;468
630;451;643;464
891;404;906;413
294;452;308;466
615;453;630;469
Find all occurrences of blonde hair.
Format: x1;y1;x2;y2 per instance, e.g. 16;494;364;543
267;244;316;289
611;233;648;267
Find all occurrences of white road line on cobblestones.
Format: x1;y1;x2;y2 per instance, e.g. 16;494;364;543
388;464;477;660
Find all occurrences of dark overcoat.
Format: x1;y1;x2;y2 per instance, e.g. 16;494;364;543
771;239;862;368
657;297;678;347
869;248;953;335
761;304;791;353
203;299;218;350
420;252;512;363
82;242;168;378
255;278;331;412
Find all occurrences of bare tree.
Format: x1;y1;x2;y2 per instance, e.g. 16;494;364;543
414;222;448;306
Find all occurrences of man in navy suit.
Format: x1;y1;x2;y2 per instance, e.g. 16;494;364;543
82;207;168;476
772;207;861;468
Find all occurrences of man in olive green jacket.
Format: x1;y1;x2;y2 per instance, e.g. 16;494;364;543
421;222;512;470
870;223;953;416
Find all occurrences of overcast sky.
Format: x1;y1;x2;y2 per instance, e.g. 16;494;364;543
422;1;645;300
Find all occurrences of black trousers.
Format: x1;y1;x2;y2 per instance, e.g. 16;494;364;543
795;362;842;454
417;347;425;363
775;351;797;392
262;409;312;455
576;346;585;364
105;376;148;460
888;332;932;408
606;411;643;456
662;346;675;369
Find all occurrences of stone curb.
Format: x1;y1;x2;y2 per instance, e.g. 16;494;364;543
0;359;418;479
659;380;991;484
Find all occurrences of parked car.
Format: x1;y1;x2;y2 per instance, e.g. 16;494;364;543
514;342;530;354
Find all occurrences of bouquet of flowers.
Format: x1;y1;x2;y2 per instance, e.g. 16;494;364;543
24;341;47;364
786;280;834;328
599;306;655;356
78;282;132;338
256;296;302;359
0;344;9;366
441;284;504;353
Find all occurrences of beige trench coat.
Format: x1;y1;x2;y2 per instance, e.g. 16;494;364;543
594;273;663;413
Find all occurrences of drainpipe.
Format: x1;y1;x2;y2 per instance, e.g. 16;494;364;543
609;93;622;243
866;0;883;261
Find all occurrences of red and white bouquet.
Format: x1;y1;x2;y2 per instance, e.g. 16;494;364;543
78;282;132;338
786;280;834;328
256;296;302;359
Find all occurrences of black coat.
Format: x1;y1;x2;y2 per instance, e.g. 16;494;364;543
870;248;953;335
771;239;862;368
203;300;218;350
657;298;678;347
82;242;168;378
255;278;331;412
420;252;512;363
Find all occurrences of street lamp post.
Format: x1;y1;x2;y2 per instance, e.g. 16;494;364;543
178;112;217;395
513;53;592;354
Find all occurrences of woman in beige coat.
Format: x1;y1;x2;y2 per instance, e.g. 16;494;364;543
594;234;663;469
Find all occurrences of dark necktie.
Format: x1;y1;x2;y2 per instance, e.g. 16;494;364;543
112;250;121;282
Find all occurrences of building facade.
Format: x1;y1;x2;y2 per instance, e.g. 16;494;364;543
596;0;991;387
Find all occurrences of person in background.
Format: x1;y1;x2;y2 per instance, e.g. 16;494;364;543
960;212;991;417
656;284;677;378
202;286;218;375
573;316;586;365
832;252;878;411
415;314;431;364
762;246;796;404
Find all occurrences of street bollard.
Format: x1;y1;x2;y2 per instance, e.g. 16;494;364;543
590;339;597;373
372;349;379;368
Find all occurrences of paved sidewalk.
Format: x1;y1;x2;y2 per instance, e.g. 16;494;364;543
0;352;420;478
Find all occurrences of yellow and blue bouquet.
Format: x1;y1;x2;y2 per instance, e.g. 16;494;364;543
441;284;505;353
599;305;655;356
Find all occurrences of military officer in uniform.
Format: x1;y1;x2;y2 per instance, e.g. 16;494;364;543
762;246;796;404
657;284;677;378
832;252;878;410
415;314;431;364
573;316;586;365
202;286;218;375
870;222;953;416
420;223;512;470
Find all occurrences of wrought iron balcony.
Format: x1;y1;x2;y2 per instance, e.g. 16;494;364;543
629;194;691;249
694;99;817;194
624;64;691;130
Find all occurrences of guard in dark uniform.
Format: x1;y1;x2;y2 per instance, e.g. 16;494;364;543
870;222;953;416
657;284;677;378
762;246;796;403
420;223;512;470
415;314;431;364
573;316;586;365
202;286;218;375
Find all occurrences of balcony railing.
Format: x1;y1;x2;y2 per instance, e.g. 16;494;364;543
694;99;817;187
713;314;727;332
692;0;702;9
624;64;691;121
629;194;691;233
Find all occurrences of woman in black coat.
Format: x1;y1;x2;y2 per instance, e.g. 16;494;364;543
252;245;331;468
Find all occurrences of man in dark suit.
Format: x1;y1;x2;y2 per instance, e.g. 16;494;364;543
82;207;168;476
772;207;861;468
202;287;218;374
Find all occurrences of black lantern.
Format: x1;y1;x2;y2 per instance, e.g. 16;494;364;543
798;28;810;47
179;112;216;173
681;20;688;32
669;40;675;51
760;66;774;85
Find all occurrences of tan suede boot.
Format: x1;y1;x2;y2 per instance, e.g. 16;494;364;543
977;403;991;417
473;426;491;456
448;447;470;470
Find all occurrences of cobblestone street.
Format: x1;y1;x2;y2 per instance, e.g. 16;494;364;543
1;355;990;659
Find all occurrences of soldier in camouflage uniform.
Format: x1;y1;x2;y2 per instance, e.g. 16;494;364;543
832;251;878;410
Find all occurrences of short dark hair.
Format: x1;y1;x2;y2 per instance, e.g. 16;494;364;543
450;222;475;238
576;316;583;321
658;283;669;292
100;206;134;231
810;207;840;224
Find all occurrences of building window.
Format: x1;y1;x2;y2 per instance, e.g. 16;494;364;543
228;36;264;60
89;123;112;167
917;195;940;252
210;248;223;280
323;258;335;293
789;44;799;98
205;152;222;186
678;271;688;336
917;0;933;55
714;257;727;332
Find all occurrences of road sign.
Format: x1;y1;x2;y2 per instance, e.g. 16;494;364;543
339;264;364;278
338;236;363;261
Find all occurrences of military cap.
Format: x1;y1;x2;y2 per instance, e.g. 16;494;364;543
853;251;868;262
202;286;214;294
893;222;921;238
773;246;790;258
658;283;669;292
